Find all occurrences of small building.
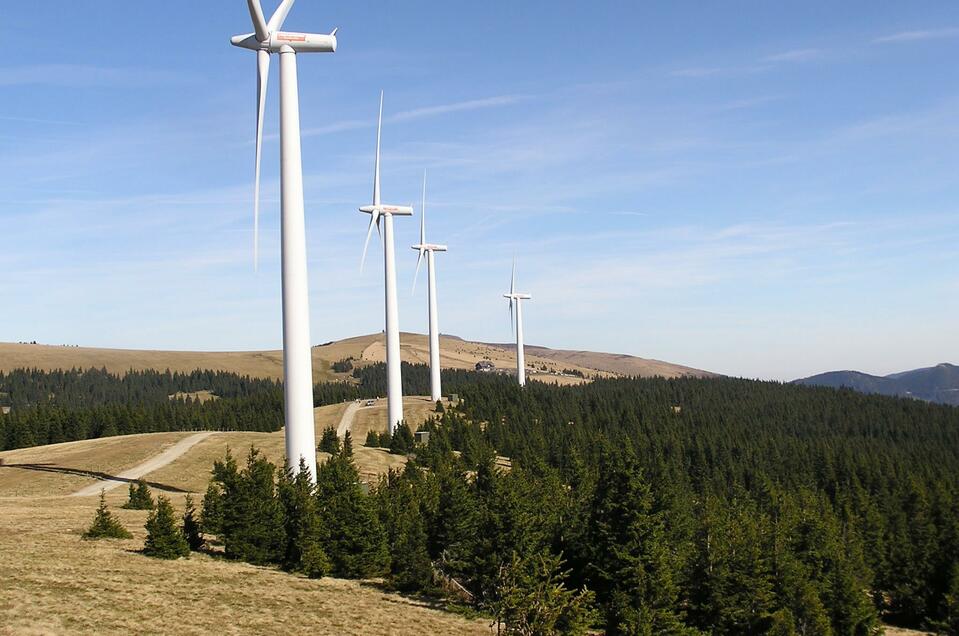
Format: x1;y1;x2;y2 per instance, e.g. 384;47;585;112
414;431;430;446
0;406;10;415
475;361;495;372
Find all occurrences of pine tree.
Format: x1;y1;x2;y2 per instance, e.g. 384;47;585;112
144;495;190;559
83;490;133;539
318;427;340;455
218;447;285;565
122;479;154;510
585;450;688;635
200;482;224;536
278;460;330;578
389;423;414;455
365;430;379;447
342;431;353;457
182;494;203;551
315;453;388;578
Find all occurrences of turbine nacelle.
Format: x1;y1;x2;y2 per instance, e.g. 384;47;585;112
411;243;448;252
504;293;532;300
359;204;414;216
231;30;338;53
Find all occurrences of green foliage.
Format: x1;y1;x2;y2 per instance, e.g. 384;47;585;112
331;358;354;373
122;479;154;510
215;447;285;564
318;427;340;455
182;494;203;551
200;482;224;536
315;453;389;578
389;423;415;455
143;495;190;559
488;551;596;636
83;490;133;540
365;429;379;447
374;469;434;593
435;400;445;413
342;431;353;457
278;460;329;578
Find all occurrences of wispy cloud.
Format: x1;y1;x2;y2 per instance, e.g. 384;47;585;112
873;27;959;44
0;64;190;88
295;94;527;140
763;48;822;62
671;64;770;78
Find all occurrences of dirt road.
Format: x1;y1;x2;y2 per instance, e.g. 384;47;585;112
70;432;215;497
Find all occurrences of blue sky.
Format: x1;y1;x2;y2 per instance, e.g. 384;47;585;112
2;1;957;380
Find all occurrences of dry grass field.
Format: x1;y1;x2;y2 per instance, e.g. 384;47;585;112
0;397;486;635
0;332;711;383
0;493;488;635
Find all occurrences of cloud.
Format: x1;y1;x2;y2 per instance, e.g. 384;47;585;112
873;28;959;44
0;64;190;88
295;94;527;140
763;48;822;62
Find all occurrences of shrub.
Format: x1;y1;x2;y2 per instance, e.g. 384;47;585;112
143;495;190;559
122;479;154;510
365;430;379;447
83;490;133;540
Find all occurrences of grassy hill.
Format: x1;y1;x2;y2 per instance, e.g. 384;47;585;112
0;397;490;634
0;332;710;384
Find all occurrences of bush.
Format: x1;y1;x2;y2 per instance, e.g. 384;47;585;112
365;430;379;447
83;490;133;539
331;358;354;373
143;495;190;559
122;479;154;510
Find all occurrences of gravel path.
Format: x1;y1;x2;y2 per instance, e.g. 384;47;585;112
70;432;215;497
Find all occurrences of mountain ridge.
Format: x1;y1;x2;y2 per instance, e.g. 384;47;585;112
794;363;959;405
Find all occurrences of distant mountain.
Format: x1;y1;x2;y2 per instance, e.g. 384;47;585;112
794;363;959;406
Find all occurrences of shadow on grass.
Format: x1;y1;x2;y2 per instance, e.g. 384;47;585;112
0;462;191;493
357;579;488;620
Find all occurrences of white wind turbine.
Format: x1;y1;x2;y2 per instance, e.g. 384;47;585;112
360;93;413;434
231;0;337;482
411;172;448;403
504;261;532;386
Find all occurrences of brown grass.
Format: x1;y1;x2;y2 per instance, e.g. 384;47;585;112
0;332;710;383
0;494;488;635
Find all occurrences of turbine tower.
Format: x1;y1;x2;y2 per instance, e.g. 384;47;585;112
360;93;413;434
412;172;447;403
504;262;532;386
231;0;337;482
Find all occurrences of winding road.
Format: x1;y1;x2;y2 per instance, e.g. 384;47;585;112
336;401;363;438
70;432;215;497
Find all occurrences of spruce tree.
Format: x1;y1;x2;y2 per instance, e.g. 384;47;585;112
389;422;414;455
365;430;379;447
315;453;388;578
200;482;224;536
278;460;330;578
83;490;133;539
122;479;154;510
342;431;353;457
182;494;203;551
144;495;190;559
218;447;285;564
318;427;340;455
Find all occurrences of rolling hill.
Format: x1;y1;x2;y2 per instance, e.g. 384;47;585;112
794;363;959;405
0;333;711;383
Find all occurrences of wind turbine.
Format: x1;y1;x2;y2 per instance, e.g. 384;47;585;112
504;261;532;386
231;0;337;482
411;171;447;403
360;93;413;434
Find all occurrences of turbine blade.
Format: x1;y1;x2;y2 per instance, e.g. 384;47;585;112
253;49;270;271
373;91;383;206
412;249;424;294
246;0;269;42
509;297;514;335
420;170;427;245
510;259;516;296
267;0;295;32
361;211;379;272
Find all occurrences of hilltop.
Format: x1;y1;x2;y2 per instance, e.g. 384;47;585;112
794;363;959;406
0;333;711;383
